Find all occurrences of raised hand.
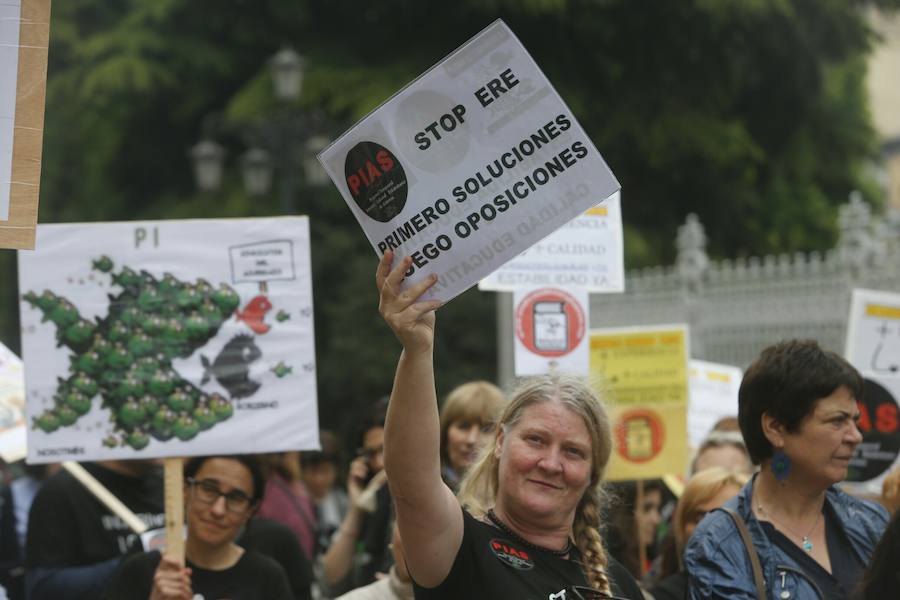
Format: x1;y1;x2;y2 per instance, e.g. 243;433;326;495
377;250;441;353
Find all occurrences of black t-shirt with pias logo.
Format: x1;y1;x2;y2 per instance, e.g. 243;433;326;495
412;509;643;600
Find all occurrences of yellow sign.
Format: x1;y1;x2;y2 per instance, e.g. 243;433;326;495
590;325;690;481
865;303;900;320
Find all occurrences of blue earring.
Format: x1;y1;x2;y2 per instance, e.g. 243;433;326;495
771;449;791;482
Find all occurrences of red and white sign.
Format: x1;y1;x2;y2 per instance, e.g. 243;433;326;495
513;287;588;375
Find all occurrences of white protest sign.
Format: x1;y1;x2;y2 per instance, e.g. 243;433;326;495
513;287;589;376
480;193;623;292
687;359;742;451
19;217;319;463
0;342;26;462
846;288;900;375
318;20;619;303
843;288;900;492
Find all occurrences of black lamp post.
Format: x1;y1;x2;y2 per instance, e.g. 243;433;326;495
189;47;327;210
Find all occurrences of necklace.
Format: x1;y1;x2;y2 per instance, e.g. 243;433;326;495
486;509;573;557
756;501;822;553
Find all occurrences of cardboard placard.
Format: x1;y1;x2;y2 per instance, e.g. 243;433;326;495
687;359;742;451
0;0;50;249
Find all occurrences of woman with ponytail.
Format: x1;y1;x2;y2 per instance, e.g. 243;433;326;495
376;252;642;600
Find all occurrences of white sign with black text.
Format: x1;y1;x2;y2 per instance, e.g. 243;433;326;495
479;193;623;293
318;20;620;303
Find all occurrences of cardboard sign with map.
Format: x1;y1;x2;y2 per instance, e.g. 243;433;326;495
19;217;319;463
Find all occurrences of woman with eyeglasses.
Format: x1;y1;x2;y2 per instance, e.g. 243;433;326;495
376;252;643;600
684;340;889;600
102;454;292;600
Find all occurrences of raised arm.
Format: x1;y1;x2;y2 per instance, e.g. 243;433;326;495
377;252;463;587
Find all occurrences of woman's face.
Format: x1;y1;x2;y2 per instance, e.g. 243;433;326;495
446;418;493;474
186;458;256;548
636;489;662;548
682;483;741;541
301;461;337;501
778;385;863;488
495;401;593;525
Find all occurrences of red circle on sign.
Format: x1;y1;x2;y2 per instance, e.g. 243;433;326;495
515;288;585;357
614;409;665;463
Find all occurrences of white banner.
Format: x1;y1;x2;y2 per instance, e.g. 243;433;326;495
19;217;319;463
0;342;26;462
513;287;589;376
479;193;623;293
318;20;619;303
687;359;742;451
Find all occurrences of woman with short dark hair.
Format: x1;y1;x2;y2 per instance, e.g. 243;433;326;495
685;339;889;600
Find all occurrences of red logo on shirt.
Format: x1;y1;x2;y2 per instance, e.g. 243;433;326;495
489;538;534;570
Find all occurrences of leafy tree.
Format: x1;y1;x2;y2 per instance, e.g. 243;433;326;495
1;0;897;427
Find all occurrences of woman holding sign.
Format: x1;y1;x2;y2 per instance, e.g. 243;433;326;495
377;252;642;600
685;340;889;600
103;455;292;600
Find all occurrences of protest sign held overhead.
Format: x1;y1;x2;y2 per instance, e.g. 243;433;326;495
0;0;50;249
590;325;690;481
318;20;620;303
480;193;624;293
19;217;319;463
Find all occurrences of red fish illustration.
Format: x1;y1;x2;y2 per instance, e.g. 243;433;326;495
235;295;273;334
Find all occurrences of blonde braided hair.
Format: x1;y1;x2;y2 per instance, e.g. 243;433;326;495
573;487;612;594
457;373;613;594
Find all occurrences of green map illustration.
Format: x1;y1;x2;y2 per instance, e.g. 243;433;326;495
23;257;242;450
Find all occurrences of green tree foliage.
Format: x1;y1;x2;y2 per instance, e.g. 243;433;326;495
1;0;896;427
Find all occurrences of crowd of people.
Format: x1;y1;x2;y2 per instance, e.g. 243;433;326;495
0;252;897;599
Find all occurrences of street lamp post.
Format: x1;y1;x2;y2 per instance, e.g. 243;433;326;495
189;47;327;209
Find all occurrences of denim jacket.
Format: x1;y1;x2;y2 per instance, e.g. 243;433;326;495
684;475;888;600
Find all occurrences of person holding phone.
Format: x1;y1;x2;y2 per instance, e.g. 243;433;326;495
319;403;392;594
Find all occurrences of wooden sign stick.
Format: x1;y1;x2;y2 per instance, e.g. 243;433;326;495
636;478;647;577
164;457;185;562
61;461;148;534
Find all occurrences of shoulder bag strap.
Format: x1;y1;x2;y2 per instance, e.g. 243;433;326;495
721;507;766;600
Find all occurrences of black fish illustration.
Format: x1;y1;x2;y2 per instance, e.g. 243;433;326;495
200;334;262;399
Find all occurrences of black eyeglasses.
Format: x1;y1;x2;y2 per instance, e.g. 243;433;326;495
186;477;254;514
570;585;631;600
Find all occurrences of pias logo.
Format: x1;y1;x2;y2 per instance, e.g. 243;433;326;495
344;141;407;223
489;538;534;570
